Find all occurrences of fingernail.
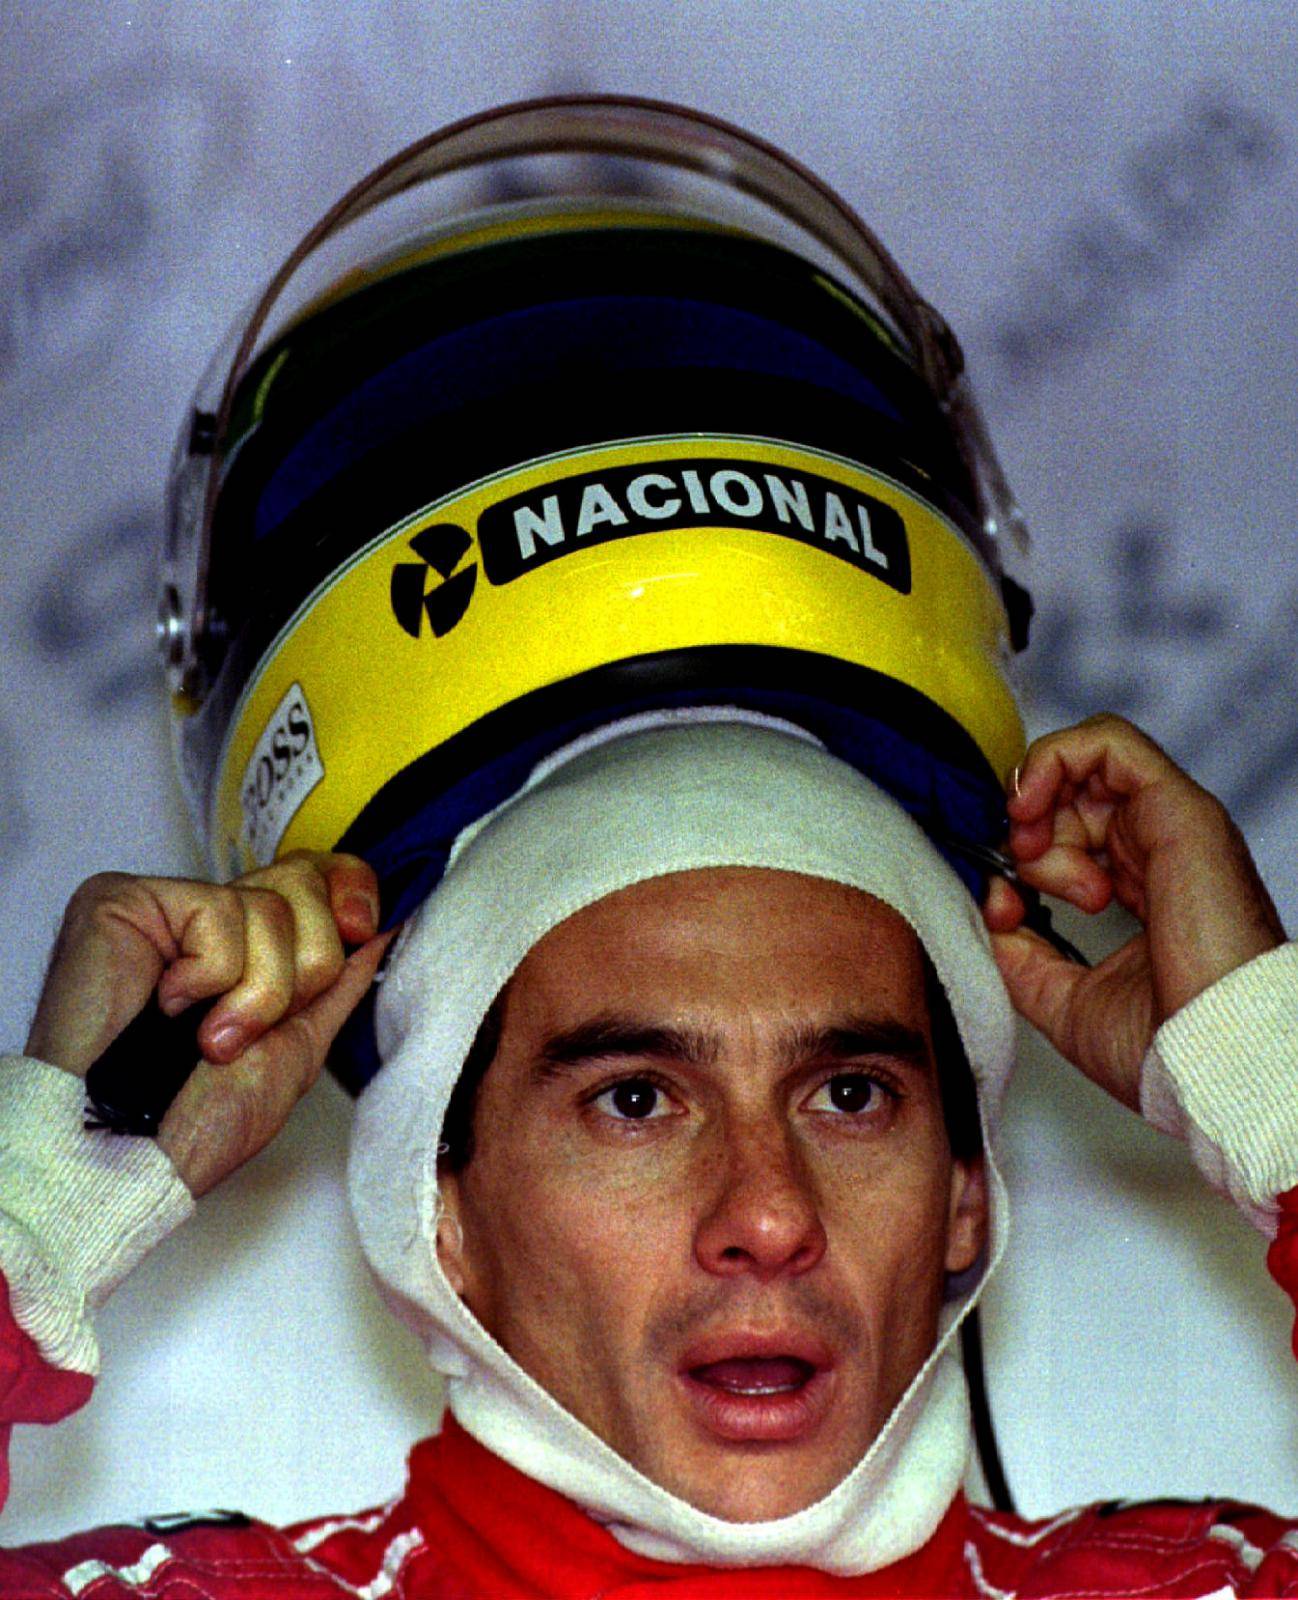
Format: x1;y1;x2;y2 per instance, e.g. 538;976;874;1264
205;1021;242;1059
344;893;378;927
1011;764;1022;798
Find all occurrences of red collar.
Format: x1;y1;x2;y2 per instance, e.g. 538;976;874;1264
400;1417;973;1597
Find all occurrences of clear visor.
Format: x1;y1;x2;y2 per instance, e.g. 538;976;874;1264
161;94;1027;700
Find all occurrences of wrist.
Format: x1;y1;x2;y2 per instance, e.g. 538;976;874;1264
1141;943;1298;1223
0;1055;194;1369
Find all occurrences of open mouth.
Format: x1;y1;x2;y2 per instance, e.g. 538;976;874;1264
688;1356;817;1397
678;1350;834;1443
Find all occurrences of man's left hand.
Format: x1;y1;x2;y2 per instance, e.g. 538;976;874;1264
983;714;1288;1108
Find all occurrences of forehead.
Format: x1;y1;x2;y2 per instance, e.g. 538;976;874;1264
506;867;929;1030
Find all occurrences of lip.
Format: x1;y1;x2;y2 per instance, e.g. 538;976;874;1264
675;1330;838;1444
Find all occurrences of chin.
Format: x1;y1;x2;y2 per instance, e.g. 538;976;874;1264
671;1450;853;1523
642;1422;867;1524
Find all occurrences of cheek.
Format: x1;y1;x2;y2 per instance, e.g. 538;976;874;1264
825;1146;954;1325
457;1138;689;1352
888;1194;954;1352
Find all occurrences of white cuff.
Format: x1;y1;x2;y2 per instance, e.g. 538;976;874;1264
1139;943;1298;1236
0;1055;194;1374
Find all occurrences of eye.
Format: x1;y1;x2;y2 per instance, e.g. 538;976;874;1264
591;1076;674;1122
804;1072;896;1116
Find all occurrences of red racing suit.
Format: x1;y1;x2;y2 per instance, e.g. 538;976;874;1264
3;945;1298;1597
5;1202;1298;1596
5;1250;1298;1600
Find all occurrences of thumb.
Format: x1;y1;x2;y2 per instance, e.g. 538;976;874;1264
989;924;1091;1058
246;929;397;1090
283;928;396;1064
158;931;396;1198
990;927;1147;1109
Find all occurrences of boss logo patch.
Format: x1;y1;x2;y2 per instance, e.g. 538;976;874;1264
239;681;324;865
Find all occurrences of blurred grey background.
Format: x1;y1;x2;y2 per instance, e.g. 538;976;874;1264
3;0;1297;1544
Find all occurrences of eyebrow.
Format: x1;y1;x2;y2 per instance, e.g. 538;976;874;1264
530;1013;931;1082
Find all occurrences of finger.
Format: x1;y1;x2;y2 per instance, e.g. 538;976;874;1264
1006;798;1097;864
1012;784;1105;844
149;885;248;1015
243;852;379;941
28;875;263;1075
197;889;298;1062
320;853;381;944
237;856;348;1010
1012;842;1113;915
158;932;396;1198
273;928;397;1071
27;875;174;1073
1007;715;1177;826
981;874;1027;933
216;925;395;1096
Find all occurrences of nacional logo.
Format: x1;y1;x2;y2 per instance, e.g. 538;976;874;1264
477;457;912;592
387;453;914;642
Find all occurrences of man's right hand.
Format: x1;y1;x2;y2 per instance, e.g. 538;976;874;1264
25;854;393;1197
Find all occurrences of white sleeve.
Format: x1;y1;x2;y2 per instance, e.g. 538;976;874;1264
0;1055;194;1376
1138;943;1298;1237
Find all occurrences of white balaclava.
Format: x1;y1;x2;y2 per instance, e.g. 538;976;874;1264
349;710;1014;1576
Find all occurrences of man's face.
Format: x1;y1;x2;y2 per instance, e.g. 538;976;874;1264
436;867;986;1521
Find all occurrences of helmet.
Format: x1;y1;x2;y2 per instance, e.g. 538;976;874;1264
159;95;1031;1090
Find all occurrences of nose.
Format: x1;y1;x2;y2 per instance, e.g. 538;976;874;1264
693;1117;827;1281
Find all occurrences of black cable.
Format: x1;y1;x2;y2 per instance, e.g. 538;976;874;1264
961;1306;1016;1514
937;832;1098;1517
